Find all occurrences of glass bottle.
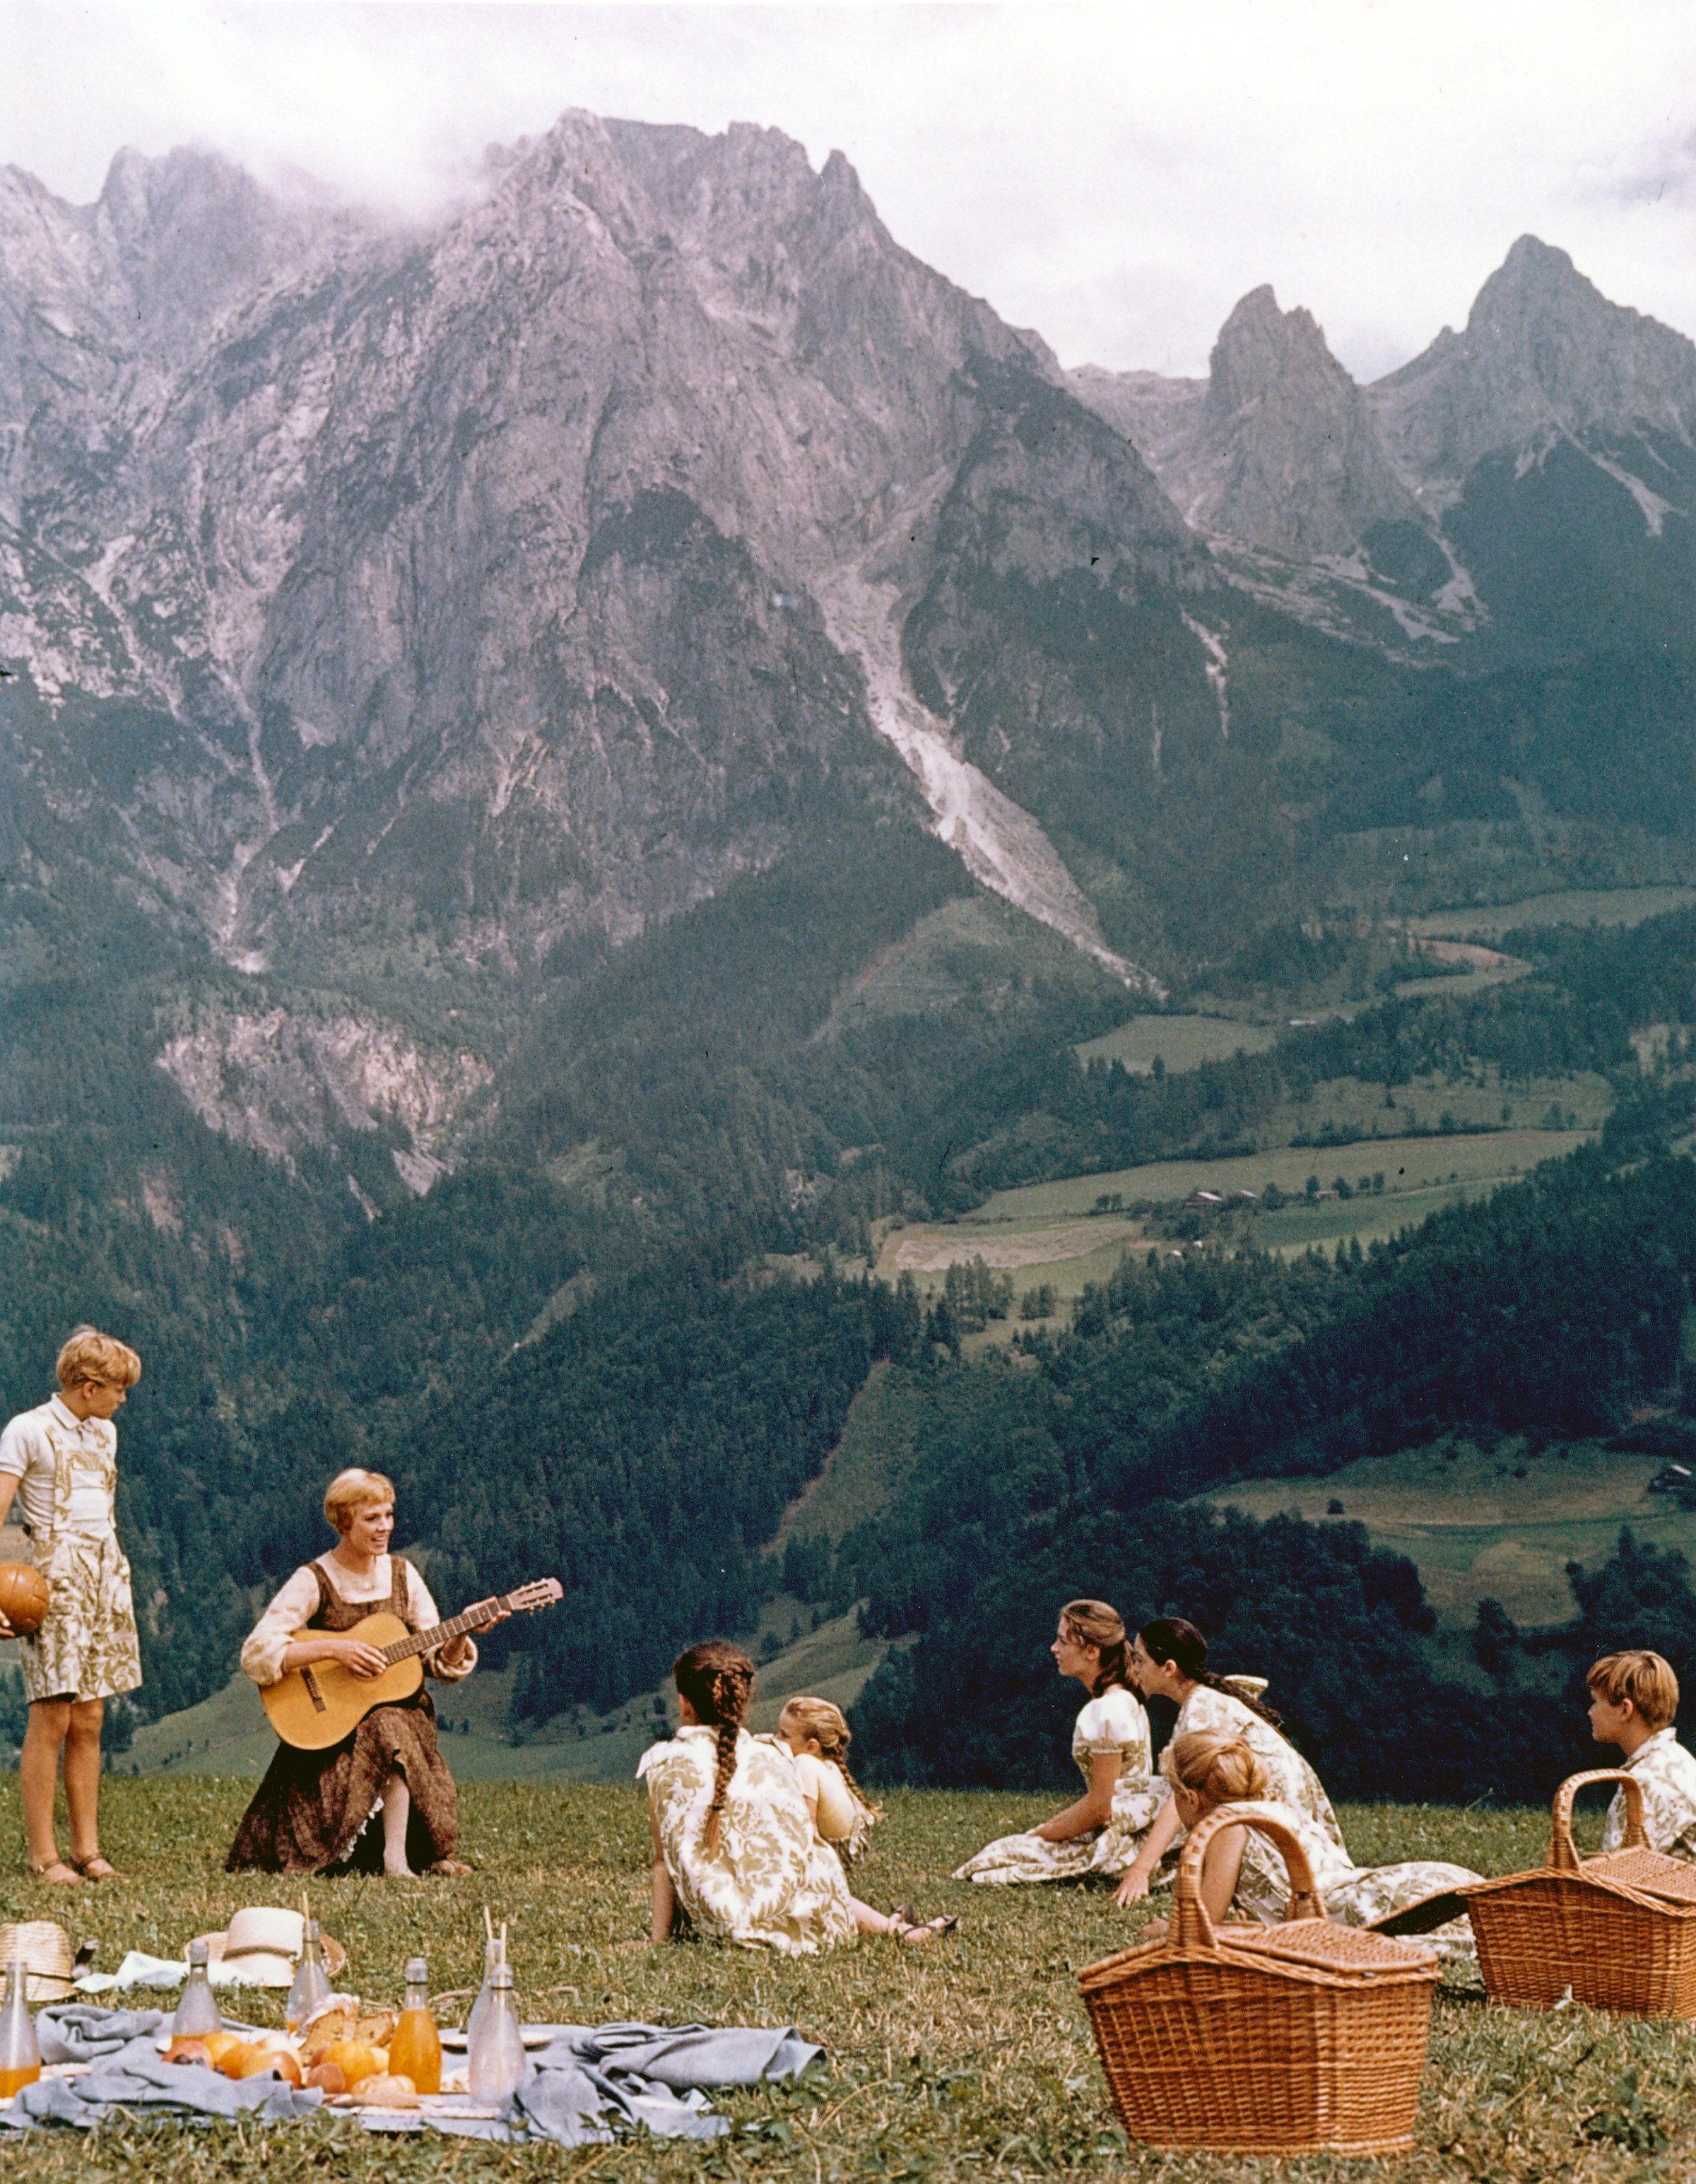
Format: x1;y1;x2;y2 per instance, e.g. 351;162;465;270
464;1933;504;2056
284;1918;332;2033
387;1955;442;2096
172;1938;223;2040
466;1964;525;2105
0;1959;42;2099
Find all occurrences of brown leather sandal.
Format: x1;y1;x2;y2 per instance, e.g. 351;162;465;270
28;1858;83;1885
67;1852;124;1882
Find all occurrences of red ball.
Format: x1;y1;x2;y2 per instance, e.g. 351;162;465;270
0;1564;50;1637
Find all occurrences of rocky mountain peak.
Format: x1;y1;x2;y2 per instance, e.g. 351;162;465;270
1072;282;1422;560
1370;233;1696;490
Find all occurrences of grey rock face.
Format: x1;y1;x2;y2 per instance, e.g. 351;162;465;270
1071;286;1420;559
1;112;1200;979
1370;235;1696;502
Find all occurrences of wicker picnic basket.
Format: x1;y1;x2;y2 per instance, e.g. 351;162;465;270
1077;1807;1440;2156
1466;1768;1696;2017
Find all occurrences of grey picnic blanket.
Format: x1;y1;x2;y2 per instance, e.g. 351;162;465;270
1;2007;822;2144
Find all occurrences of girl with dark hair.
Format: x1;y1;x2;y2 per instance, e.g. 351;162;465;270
638;1641;951;1952
1114;1615;1345;1907
955;1600;1162;1885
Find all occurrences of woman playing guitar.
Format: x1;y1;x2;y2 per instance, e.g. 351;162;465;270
227;1469;509;1877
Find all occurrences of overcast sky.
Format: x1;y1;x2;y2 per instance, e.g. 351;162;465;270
5;1;1693;382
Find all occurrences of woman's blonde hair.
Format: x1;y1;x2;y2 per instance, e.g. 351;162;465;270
780;1696;881;1817
1588;1650;1680;1728
324;1468;396;1535
1161;1728;1268;1807
57;1327;141;1391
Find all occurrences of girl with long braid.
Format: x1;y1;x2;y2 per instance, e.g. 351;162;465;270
1114;1615;1345;1906
955;1600;1162;1884
638;1642;951;1952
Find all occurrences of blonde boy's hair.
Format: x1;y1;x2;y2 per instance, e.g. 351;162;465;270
56;1327;141;1391
323;1468;397;1534
1587;1650;1680;1728
1162;1728;1269;1805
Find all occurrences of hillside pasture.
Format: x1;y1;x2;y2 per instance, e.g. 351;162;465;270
1073;1013;1279;1072
0;1776;1687;2184
964;1127;1596;1228
1199;1438;1696;1627
1411;883;1696;942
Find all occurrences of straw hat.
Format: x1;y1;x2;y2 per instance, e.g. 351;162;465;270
0;1921;78;2002
189;1906;348;1988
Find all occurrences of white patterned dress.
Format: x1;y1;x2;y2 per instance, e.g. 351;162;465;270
639;1725;859;1955
1601;1728;1696;1860
1160;1682;1348;1858
0;1397;141;1704
1220;1798;1481;1954
955;1686;1162;1884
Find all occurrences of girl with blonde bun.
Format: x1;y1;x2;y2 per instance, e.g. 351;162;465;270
1133;1730;1480;1950
955;1600;1162;1884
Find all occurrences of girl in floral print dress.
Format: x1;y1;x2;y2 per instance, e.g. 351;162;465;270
1135;1729;1481;1952
638;1642;952;1954
955;1600;1162;1884
1116;1615;1345;1906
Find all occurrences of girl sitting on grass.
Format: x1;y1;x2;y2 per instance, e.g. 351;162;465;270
956;1599;1161;1885
774;1696;880;1867
1134;1729;1480;1949
639;1642;954;1953
1116;1615;1343;1905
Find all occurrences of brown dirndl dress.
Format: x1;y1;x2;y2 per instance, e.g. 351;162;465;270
226;1555;461;1875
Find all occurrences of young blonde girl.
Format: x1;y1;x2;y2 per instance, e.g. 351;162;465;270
1135;1730;1480;1951
774;1696;880;1867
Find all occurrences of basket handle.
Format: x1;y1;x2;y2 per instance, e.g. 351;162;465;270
1170;1803;1329;1952
1549;1767;1647;1872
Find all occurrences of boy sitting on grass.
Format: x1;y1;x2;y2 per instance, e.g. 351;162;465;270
1587;1649;1696;1860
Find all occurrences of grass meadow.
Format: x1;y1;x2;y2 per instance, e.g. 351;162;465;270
1;1779;1692;2183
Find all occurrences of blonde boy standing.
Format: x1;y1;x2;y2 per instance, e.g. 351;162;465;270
1586;1648;1696;1861
0;1328;143;1883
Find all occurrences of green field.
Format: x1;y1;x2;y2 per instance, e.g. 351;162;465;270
963;1127;1595;1227
0;1776;1683;2184
1411;884;1696;942
1073;1013;1278;1072
1199;1439;1696;1627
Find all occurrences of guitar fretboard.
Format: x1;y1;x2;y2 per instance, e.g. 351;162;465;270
379;1593;518;1665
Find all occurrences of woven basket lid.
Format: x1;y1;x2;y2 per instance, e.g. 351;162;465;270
1223;1916;1439;1981
1585;1847;1696;1909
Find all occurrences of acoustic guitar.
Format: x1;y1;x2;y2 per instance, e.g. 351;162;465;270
261;1578;563;1750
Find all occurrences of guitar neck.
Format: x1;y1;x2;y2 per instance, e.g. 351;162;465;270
382;1594;514;1665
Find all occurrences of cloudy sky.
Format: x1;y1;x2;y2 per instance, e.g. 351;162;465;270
4;1;1692;382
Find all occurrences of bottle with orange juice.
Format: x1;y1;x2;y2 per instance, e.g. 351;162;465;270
0;1957;42;2099
387;1956;441;2096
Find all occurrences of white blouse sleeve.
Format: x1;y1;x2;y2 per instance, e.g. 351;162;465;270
1078;1689;1142;1753
408;1562;477;1682
240;1566;324;1688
